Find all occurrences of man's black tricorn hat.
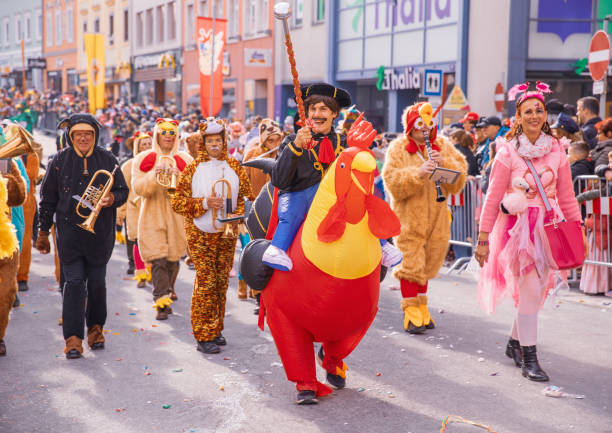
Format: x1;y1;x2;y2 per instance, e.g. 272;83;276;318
297;83;352;109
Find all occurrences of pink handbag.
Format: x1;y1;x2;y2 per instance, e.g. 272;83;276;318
524;159;584;270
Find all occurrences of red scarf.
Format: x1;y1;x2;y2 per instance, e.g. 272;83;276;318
405;138;439;154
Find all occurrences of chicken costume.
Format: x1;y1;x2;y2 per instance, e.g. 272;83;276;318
0;159;26;356
171;118;252;350
241;118;401;402
117;131;152;286
132;119;193;317
382;103;467;333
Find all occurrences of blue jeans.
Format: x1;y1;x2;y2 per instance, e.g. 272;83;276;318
271;184;319;251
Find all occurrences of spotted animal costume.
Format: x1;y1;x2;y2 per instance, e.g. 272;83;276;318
171;118;252;342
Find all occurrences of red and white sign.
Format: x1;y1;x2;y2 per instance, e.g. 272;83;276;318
588;30;610;82
448;193;464;207
494;82;505;112
197;17;227;117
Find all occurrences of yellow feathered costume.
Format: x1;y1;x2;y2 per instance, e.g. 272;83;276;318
0;178;18;259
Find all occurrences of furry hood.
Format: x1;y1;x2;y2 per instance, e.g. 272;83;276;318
153;118;179;155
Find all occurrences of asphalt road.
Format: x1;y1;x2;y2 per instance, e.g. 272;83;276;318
0;132;610;433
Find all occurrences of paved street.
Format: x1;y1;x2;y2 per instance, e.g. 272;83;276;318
1;133;611;433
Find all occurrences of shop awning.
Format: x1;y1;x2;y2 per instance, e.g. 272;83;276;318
133;67;174;82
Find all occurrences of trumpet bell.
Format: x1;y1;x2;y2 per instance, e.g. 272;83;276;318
0;124;34;159
78;212;98;234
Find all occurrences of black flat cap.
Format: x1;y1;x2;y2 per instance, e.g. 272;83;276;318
545;99;564;114
298;83;352;108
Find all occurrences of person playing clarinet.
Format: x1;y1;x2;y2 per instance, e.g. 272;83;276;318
382;102;468;334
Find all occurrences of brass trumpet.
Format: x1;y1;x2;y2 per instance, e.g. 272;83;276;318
73;166;118;234
211;178;244;238
156;155;178;194
0;123;34;159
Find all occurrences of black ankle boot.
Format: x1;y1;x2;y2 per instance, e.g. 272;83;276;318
521;345;549;382
505;338;522;367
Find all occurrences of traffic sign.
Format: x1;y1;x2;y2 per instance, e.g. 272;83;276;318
593;80;605;95
494;82;505;112
589;30;610;82
445;85;470;110
423;69;442;97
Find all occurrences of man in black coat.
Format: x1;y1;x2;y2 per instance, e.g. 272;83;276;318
578;96;602;149
36;113;128;359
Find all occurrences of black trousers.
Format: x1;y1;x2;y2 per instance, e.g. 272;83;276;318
62;257;107;340
124;224;135;270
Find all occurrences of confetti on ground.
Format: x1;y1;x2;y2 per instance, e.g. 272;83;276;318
152;324;158;327
358;388;366;392
132;329;139;332
542;385;585;399
223;357;230;360
603;302;611;306
270;362;282;367
388;394;396;398
478;357;485;362
39;385;46;388
128;312;136;316
116;358;123;362
144;372;151;376
240;369;248;374
172;368;183;373
438;309;445;314
115;313;120;316
490;372;499;376
578;300;584;303
376;372;381;377
162;404;171;409
440;415;497;432
183;399;191;402
115;408;126;413
219;385;224;391
112;332;120;336
103;330;111;334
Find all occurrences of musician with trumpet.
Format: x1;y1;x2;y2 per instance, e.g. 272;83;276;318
382;102;467;334
132;118;192;321
171;118;252;355
36;113;128;359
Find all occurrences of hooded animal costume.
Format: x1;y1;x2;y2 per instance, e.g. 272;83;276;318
382;102;467;333
16;150;39;291
0;160;26;356
171;118;252;349
131;118;193;317
243;119;282;197
38;113;128;357
117;131;152;285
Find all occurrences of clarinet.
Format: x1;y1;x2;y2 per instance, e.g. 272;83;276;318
422;130;446;203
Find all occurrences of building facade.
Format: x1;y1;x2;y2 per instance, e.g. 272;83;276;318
0;0;45;92
132;0;183;107
43;0;78;93
76;0;131;103
274;0;329;123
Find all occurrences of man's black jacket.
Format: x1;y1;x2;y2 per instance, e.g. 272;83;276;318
39;144;128;265
271;131;346;194
581;116;602;149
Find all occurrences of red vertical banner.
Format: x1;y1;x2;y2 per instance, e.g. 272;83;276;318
197;17;227;117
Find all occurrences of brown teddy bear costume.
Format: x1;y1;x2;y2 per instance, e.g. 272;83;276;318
0;160;28;355
382;103;467;333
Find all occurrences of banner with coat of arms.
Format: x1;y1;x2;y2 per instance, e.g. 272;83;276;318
84;33;105;114
196;17;226;117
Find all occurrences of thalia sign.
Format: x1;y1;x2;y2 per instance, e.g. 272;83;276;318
376;66;421;91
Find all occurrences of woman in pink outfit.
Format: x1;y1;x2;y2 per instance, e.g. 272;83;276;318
475;83;582;382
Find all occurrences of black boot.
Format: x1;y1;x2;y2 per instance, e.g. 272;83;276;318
212;333;227;346
197;341;221;354
317;347;346;389
521;345;549;382
17;281;29;292
505;338;522;367
296;390;318;405
13;294;20;308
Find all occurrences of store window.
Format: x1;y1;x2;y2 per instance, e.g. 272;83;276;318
67;69;78;90
313;0;324;24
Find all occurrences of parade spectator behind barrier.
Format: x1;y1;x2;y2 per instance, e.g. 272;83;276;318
459;111;479;135
577;96;602;149
473;122;488;169
545;99;564;125
550;112;583;144
283;115;294;136
590;117;612;168
568;141;594;194
451;129;479;177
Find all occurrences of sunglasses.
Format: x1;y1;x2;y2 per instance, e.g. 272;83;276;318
160;130;176;136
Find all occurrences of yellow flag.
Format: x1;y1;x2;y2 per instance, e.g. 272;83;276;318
84;33;105;114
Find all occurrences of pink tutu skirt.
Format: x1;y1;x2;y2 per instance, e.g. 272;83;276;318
478;206;559;314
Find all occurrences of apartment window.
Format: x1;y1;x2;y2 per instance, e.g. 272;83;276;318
256;0;268;32
109;13;114;45
46;12;52;47
24;12;31;42
82;20;87;49
293;0;303;27
36;10;42;40
244;0;256;36
313;0;324;23
186;3;194;44
55;10;62;44
136;11;143;47
215;0;223;18
145;9;153;45
66;8;73;42
4;17;9;47
228;0;239;38
123;8;128;42
199;0;208;17
156;5;164;43
167;1;176;40
15;14;22;44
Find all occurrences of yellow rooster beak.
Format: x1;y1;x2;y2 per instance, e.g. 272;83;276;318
351;151;376;173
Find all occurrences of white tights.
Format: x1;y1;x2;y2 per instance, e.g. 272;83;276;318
510;270;547;346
